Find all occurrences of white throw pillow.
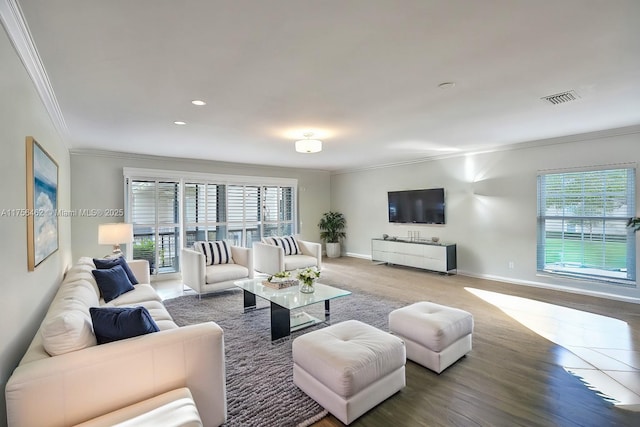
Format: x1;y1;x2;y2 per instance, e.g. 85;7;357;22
42;306;97;356
41;278;100;356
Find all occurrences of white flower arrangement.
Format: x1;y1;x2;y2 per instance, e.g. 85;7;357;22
267;271;291;282
297;267;320;285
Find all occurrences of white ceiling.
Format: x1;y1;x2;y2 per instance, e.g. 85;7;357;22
11;0;640;171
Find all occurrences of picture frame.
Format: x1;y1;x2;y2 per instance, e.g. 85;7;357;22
26;136;59;271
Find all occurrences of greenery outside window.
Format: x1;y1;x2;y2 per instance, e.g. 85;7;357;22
536;167;636;285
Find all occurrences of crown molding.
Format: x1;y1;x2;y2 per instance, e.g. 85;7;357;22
1;0;69;144
69;148;332;174
332;124;640;175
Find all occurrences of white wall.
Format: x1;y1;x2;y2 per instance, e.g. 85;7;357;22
0;27;72;426
331;128;640;302
70;151;331;260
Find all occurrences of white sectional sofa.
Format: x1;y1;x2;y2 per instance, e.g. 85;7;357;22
5;257;227;427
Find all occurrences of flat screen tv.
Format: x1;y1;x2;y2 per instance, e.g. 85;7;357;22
388;188;445;224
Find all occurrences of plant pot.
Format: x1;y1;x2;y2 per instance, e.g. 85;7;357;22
326;242;341;258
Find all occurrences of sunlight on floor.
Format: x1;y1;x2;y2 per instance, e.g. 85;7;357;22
466;287;640;411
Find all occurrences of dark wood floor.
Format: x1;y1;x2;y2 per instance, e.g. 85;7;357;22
310;257;640;427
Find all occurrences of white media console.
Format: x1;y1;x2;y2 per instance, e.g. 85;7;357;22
371;238;457;274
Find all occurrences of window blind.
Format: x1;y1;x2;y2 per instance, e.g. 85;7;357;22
537;167;636;285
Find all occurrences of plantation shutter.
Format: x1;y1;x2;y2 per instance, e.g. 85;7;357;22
262;186;295;237
125;168;298;261
129;179;180;274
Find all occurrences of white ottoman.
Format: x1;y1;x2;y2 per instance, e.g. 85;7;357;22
389;301;473;373
292;320;406;425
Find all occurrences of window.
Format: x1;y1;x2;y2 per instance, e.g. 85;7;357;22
125;168;297;276
184;183;226;248
262;186;295;237
537;167;636;285
128;179;181;274
184;184;296;248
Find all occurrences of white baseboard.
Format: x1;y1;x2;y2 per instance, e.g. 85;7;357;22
457;269;640;304
344;252;371;260
336;254;640;304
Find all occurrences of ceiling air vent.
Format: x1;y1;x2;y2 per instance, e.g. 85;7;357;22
541;90;580;105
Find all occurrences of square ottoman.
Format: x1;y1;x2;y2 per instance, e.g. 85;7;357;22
292;320;406;425
389;301;473;373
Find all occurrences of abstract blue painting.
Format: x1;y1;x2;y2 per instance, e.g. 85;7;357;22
27;137;58;270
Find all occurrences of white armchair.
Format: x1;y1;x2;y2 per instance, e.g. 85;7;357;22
253;236;322;275
182;244;254;298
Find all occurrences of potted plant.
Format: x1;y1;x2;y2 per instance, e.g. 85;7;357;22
628;217;640;232
318;211;346;258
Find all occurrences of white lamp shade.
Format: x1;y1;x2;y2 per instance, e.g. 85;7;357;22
295;139;322;153
98;223;133;245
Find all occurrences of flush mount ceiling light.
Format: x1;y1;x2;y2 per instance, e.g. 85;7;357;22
174;121;186;125
295;132;322;153
191;100;207;106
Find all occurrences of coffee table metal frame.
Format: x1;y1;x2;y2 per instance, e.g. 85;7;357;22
234;279;351;340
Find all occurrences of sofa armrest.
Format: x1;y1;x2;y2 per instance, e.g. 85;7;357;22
253;242;285;275
181;249;206;293
6;323;226;427
297;239;322;270
128;259;150;284
230;246;254;279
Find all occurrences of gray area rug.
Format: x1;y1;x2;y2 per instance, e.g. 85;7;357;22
163;286;404;427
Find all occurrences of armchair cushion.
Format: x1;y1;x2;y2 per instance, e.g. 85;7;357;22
264;235;300;255
284;255;319;271
205;263;250;284
194;241;233;265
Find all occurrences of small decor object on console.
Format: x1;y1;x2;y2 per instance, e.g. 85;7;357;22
297;267;320;293
431;237;440;243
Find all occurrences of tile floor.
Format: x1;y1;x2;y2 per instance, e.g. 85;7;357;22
150;278;640;411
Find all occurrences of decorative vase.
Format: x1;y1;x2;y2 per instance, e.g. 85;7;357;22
300;279;315;293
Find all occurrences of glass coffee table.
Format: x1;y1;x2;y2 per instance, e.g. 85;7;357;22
234;278;351;340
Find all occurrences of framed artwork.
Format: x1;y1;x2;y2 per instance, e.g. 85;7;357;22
26;136;59;271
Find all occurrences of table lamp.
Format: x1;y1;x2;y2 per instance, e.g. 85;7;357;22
98;223;133;256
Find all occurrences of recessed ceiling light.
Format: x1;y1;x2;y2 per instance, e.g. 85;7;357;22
438;82;456;89
191;100;206;106
174;121;186;125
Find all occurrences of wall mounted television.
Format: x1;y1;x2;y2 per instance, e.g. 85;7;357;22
388;188;445;224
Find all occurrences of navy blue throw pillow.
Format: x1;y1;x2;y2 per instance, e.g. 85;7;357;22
91;265;135;302
90;306;160;344
93;257;139;285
